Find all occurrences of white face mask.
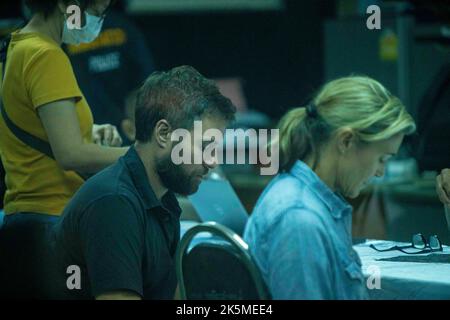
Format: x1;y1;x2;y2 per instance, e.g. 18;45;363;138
62;11;104;45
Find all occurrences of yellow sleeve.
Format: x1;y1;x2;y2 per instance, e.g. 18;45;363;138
24;47;83;109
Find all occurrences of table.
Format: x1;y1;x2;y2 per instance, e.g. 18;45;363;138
354;240;450;299
351;177;448;242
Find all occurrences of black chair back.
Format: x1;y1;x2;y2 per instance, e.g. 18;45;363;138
176;222;270;300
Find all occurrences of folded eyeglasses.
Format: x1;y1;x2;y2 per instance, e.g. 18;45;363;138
370;233;443;254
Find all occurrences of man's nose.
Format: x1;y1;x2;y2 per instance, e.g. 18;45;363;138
204;158;218;170
203;153;219;170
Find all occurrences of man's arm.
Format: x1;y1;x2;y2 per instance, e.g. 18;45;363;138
96;290;142;300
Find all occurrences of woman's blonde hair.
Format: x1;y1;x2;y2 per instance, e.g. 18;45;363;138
277;75;416;171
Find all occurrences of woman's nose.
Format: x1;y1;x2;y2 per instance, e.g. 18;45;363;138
375;165;385;177
204;157;219;170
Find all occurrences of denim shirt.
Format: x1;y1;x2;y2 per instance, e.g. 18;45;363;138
243;160;369;300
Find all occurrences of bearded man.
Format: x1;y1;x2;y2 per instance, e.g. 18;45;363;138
51;65;236;300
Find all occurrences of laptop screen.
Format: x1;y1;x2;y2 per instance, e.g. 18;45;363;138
188;178;249;236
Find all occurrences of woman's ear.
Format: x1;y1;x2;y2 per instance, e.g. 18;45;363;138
336;128;356;155
153;119;172;148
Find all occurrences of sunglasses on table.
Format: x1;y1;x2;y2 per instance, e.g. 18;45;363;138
370;233;443;254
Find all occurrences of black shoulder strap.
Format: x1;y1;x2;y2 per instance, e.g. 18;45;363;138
0;36;11;88
1;35;55;159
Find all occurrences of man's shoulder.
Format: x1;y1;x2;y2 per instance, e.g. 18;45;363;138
58;191;146;243
88;159;135;192
65;161;142;215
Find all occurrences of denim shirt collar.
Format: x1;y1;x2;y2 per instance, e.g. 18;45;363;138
289;160;352;219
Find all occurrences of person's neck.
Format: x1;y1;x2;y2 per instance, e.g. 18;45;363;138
304;150;338;193
134;142;168;200
20;13;62;45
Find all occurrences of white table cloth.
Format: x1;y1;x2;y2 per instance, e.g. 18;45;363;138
354;240;450;299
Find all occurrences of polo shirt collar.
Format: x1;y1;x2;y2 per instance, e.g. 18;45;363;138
123;147;181;217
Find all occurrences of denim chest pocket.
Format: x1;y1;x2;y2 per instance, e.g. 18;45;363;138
344;259;365;282
338;247;365;283
342;256;369;300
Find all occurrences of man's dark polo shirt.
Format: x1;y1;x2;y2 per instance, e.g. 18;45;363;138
52;147;181;299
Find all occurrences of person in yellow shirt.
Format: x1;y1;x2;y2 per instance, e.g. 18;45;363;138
0;0;130;298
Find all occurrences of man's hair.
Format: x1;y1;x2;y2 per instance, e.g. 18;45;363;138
134;65;236;143
24;0;102;18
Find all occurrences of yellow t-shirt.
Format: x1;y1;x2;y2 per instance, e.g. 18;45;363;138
0;31;93;216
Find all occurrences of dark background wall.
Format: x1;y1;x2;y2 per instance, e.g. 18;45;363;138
132;0;334;120
1;0;448;122
0;0;338;120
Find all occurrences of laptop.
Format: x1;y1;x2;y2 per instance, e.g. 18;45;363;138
188;175;249;236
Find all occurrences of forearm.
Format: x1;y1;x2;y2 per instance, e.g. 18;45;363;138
96;291;142;300
37;100;129;173
62;143;129;173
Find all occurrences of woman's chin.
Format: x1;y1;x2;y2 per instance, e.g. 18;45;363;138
345;189;361;199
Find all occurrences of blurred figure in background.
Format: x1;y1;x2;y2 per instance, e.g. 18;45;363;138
436;168;450;206
244;76;416;300
437;168;450;235
120;88;138;142
65;0;155;145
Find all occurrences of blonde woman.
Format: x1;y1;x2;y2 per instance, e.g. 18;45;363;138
243;76;416;300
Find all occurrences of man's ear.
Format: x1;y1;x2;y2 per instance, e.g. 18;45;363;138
336;128;356;154
153;119;172;148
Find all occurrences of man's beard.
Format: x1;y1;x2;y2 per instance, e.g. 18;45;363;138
156;155;204;196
